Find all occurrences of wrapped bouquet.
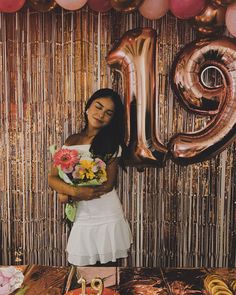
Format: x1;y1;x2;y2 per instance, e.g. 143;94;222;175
50;145;107;222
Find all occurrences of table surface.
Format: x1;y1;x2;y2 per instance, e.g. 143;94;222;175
3;265;236;294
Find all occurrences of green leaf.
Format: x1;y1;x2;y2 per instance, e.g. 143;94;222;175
65;202;77;222
77;179;101;186
58;167;73;185
49;144;57;156
15;286;29;295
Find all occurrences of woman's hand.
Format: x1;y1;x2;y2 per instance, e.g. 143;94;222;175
58;194;69;203
71;157;119;201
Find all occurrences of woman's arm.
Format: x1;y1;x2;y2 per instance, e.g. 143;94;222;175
48;166;101;201
48;160;118;201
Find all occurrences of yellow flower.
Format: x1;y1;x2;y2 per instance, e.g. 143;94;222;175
77;160;96;180
80;160;94;170
72;158;107;184
101;169;107;177
99;169;107;182
85;171;95;179
78;171;85;179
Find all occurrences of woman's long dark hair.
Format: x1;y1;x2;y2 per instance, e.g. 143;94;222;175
83;88;125;162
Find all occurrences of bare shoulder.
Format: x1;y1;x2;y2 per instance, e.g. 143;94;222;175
64;133;81;146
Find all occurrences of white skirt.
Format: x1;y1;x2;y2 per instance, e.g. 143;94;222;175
66;189;132;266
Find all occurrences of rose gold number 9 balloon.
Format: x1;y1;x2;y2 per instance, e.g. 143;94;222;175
169;37;236;165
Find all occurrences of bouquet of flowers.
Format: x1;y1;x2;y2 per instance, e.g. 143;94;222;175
50;145;107;222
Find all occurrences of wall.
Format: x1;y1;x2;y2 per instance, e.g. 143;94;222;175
0;6;235;267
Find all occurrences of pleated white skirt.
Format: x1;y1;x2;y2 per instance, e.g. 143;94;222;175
66;188;132;266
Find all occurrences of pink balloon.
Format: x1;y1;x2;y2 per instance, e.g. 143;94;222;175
139;0;169;20
226;3;236;37
0;0;25;12
170;0;206;19
88;0;112;12
55;0;87;10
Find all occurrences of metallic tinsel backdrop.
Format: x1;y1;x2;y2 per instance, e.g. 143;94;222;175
0;6;235;267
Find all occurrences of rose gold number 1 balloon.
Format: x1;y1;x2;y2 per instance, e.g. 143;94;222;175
107;28;167;168
169;37;236;165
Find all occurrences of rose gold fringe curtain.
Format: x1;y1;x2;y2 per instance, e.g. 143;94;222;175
0;7;235;267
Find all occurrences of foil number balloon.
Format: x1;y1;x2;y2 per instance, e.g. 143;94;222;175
169;37;236;165
107;28;168;168
107;28;236;167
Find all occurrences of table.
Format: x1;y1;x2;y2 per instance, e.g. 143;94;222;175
4;265;236;294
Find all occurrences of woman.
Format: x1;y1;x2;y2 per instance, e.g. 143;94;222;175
48;88;132;266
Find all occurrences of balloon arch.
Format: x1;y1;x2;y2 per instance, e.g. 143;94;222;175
0;0;236;38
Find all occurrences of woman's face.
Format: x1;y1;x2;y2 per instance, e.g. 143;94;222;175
86;97;115;130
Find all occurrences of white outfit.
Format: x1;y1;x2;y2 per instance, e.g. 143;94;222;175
62;144;132;266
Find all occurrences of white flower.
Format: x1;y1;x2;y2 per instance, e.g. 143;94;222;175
80;155;94;161
0;267;24;295
92;165;98;173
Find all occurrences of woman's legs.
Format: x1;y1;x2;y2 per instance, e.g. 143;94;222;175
94;261;118;267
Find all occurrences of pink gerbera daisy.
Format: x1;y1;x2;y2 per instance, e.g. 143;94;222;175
53;148;79;172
